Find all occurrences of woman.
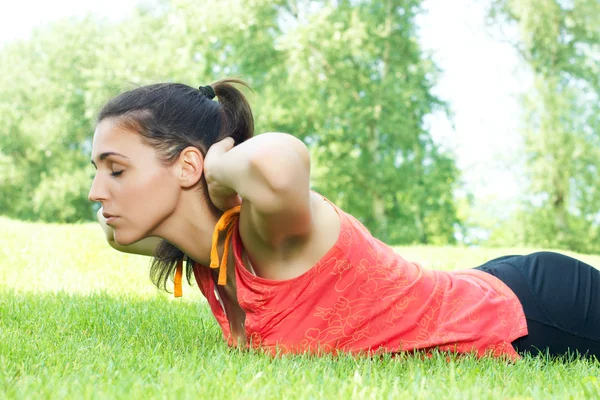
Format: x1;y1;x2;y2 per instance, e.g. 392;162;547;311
89;79;600;360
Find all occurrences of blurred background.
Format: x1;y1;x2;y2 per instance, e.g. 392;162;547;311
1;0;599;253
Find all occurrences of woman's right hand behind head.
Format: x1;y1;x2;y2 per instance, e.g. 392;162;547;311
204;137;243;211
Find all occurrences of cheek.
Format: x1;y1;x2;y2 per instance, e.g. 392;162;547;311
131;168;179;214
116;168;179;239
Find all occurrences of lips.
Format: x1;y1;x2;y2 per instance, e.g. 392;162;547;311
103;212;118;224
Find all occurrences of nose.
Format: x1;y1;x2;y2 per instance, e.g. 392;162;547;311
88;174;107;203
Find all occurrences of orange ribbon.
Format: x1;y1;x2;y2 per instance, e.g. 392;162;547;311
174;258;183;298
174;206;241;297
210;206;242;286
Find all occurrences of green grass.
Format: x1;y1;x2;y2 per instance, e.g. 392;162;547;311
1;216;600;399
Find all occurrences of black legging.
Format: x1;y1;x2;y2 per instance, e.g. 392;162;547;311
475;251;600;359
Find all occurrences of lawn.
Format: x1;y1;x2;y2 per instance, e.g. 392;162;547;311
1;217;599;399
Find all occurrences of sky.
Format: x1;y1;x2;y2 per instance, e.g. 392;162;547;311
0;0;528;204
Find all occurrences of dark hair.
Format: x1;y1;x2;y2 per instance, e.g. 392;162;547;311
96;78;254;291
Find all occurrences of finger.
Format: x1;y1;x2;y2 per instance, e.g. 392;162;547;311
216;137;235;151
224;194;243;210
207;137;234;157
221;137;235;151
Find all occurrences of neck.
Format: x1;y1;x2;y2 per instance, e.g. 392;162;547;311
153;191;220;266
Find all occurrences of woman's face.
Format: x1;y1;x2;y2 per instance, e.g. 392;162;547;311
89;118;180;245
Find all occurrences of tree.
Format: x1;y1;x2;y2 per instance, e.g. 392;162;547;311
0;18;104;221
0;0;461;247
488;0;600;252
0;1;284;222
272;0;460;243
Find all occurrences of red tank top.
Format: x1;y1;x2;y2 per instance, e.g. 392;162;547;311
192;194;528;359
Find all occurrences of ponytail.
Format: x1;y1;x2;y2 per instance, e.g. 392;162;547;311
212;78;255;144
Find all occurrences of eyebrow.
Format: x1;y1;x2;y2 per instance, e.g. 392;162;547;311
90;152;130;168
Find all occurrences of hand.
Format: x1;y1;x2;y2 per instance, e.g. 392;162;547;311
204;137;243;211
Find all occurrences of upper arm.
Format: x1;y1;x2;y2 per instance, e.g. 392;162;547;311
238;133;313;249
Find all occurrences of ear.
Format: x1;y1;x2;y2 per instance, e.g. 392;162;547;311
176;146;204;188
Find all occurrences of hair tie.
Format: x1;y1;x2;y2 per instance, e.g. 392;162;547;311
199;85;216;99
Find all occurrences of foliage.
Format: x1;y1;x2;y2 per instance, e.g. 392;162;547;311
0;0;460;244
273;0;459;244
0;19;101;221
488;0;600;253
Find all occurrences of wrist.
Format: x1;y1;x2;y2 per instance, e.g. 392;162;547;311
205;146;249;193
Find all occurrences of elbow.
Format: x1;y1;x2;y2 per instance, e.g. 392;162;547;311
252;135;310;192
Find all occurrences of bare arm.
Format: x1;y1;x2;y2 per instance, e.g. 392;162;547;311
205;132;312;248
96;207;162;256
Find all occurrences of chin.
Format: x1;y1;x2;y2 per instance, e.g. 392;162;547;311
113;230;145;247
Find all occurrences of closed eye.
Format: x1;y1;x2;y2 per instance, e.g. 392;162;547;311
111;171;124;177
